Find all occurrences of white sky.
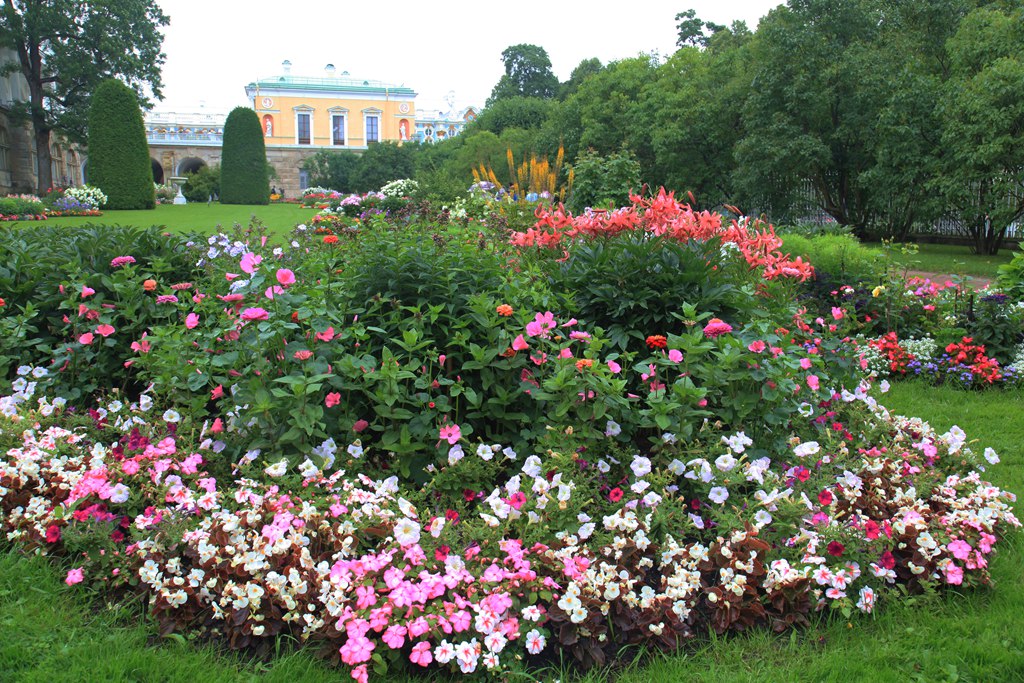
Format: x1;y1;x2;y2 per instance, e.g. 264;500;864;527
154;1;782;115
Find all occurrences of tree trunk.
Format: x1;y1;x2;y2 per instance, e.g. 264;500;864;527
34;126;53;194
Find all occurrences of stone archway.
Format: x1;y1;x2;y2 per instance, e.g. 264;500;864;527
151;158;164;184
176;157;206;176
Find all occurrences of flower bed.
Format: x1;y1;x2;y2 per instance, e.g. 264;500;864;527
0;188;1020;680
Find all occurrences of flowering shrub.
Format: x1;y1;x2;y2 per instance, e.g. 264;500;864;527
380;178;419;198
63;185;108;209
0;194;47;220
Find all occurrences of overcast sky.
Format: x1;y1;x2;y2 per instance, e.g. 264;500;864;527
154;1;782;115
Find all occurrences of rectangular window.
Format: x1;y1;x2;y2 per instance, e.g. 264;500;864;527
365;115;379;143
299;169;310;191
332;115;345;146
297;113;311;145
0;128;8;172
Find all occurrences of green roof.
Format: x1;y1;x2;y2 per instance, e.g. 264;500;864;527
246;75;415;97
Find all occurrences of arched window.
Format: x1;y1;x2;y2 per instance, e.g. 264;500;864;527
0;126;9;173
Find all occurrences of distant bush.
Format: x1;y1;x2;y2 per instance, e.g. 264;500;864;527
220;107;269;205
781;234;883;284
182;165;220;203
87;79;155;210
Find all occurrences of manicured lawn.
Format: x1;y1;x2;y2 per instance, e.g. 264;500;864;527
0;203;316;236
2;381;1021;682
898;242;1016;279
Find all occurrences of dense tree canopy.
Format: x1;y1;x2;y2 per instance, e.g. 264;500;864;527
87;78;154;209
0;0;168;193
487;44;559;104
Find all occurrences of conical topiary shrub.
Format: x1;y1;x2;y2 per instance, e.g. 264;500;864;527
87;79;155;210
220;107;269;205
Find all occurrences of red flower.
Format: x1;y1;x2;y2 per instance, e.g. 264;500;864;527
608;487;624;503
323;234;339;244
879;550;896;569
45;524;61;543
352;419;369;432
864;520;880;540
818;489;833;506
827;541;845;557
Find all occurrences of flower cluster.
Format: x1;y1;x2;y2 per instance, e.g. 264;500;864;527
63;185;108;209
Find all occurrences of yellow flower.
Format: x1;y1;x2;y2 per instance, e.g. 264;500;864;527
872;285;886;298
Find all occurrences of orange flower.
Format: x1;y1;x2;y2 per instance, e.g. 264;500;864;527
323;235;339;244
143;279;157;292
575;358;594;371
496;304;514;316
645;334;668;349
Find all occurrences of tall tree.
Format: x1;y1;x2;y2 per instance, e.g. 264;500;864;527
675;8;726;49
487;44;558;105
220;107;269;205
0;0;168;193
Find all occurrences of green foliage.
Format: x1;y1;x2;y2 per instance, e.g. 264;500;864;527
780;234;883;284
182;165;220;203
302;149;361;192
220;107;269;205
0;0;167;192
487;44;559;104
470;97;553;136
350;141;418;193
0;195;46;215
675;8;725;48
0;224;200;393
567;149;641;212
87;79;155;210
559;57;603;100
996;243;1024;297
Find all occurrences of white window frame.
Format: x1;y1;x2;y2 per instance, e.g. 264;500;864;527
294;106;314;145
328;107;348;146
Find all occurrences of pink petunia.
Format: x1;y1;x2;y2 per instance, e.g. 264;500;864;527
668;349;683;363
325;392;341;408
512;334;529;351
276;268;296;286
806;374;820;391
78;332;94;345
185;313;199;329
65;567;84;585
81;285;95;298
95;324;115;337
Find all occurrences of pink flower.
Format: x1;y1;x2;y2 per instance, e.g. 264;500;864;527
831;307;845;320
382;624;407;649
947;539;972;561
240;307;269;321
806;374;820;391
325;392;341;408
95;324;115;337
748;340;766;353
240;252;262;274
703;318;733;338
122;460;140;475
156;294;178;304
81;285;95;298
800;357;813;370
439;423;461;445
264;285;284;300
607;360;621;374
558;347;573;359
353;419;369;432
65;567;84;585
512;334;529;351
350;664;368;683
316;327;335;342
78;332;94;345
185;313;199;329
525;311;556;338
339;635;375;665
668;349;683;363
110;255;135;268
944;562;963;585
276;268;296;286
293;349;313;361
410;641;433;667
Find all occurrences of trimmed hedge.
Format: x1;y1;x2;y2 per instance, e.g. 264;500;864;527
87;79;156;210
220;107;269;205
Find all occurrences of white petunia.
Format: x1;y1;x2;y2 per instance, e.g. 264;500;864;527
709;486;729;504
393;517;421;546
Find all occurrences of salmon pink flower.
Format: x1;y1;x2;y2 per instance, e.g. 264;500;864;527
95;324;115;337
748;340;766;353
81;285;95;297
353;419;369;432
410;641;433;666
79;332;94;345
831;306;845;320
315;327;335;342
293;349;313;361
800;357;813;370
325;392;341;408
143;279;157;291
276;268;296;286
439;423;461;444
512;334;529;351
806;374;820;391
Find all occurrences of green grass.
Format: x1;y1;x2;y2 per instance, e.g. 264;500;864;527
897;242;1016;279
0;203;316;236
2;382;1022;682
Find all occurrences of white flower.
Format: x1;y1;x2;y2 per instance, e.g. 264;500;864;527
715;453;737;472
662;432;677;444
879;379;890;393
604;420;622;437
393;517;421;546
630;455;652;478
347;442;363;458
798;402;814;417
754;510;773;527
984;447;1000;465
448;444;465;465
138;395;153;412
109;483;130;504
264;460;287;477
502;446;517;460
525;629;546;654
668;458;685;475
724;432;753;453
15;365;31;376
522;455;542;478
476;443;494;461
162;409;180;423
578;522;595;539
793;441;820;458
709;486;729;504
